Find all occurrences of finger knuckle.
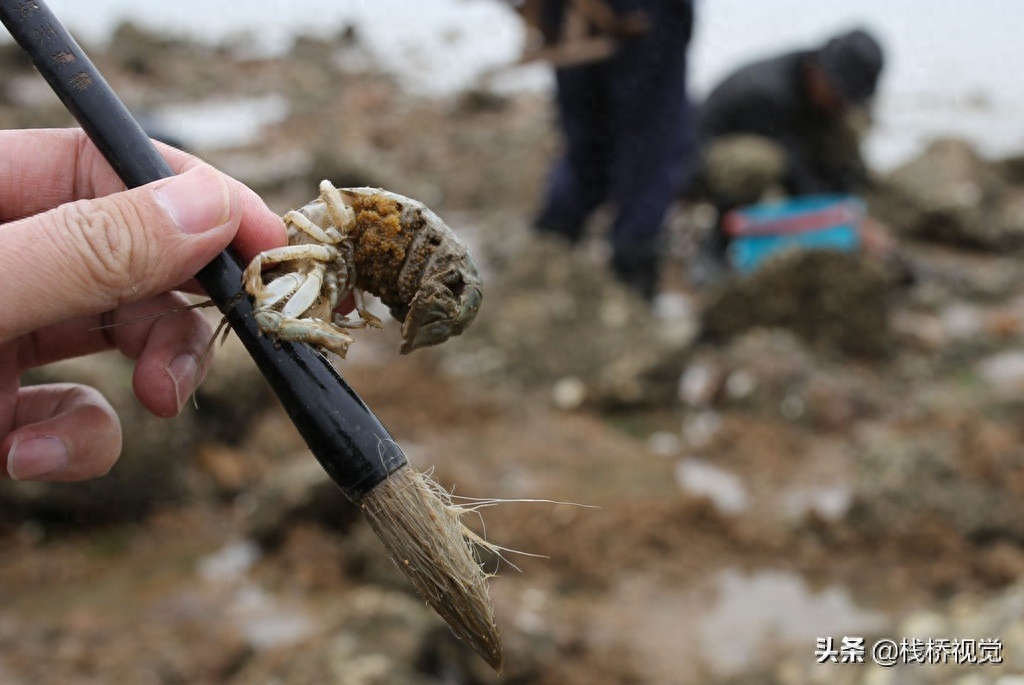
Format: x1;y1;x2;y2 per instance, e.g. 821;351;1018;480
60;198;147;298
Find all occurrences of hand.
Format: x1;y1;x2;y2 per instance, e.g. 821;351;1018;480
0;128;287;482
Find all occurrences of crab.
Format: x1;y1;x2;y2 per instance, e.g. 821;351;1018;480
242;180;482;358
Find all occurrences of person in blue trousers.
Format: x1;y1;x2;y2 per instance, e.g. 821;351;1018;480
533;0;697;301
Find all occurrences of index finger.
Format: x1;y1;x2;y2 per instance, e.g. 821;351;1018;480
0;128;285;261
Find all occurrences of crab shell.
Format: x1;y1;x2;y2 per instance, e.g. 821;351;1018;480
339;187;483;354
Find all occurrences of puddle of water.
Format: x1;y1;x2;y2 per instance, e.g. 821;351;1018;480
229;584;318;650
647;430;683;458
940;302;986;341
196;540;318;650
977;350;1024;397
681;410;723;450
678;362;718;407
698;569;887;675
196;539;261;583
675;458;747;514
147;94;291;150
781;485;853;522
600;568;889;683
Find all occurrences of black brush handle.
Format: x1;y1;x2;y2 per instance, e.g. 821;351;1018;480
0;0;405;501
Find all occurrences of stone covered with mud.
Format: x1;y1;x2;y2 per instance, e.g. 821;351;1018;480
871;138;1024;251
702;249;898;358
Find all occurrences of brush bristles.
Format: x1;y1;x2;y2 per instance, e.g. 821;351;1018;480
360;465;503;672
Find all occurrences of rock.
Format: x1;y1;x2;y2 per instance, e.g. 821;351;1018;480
976;351;1024;399
702;250;897;359
244;458;360;548
646;430;682;458
105;20;195;76
231;584;556;685
303;147;385;192
686;329;885;429
551;376;588;410
678;360;722;407
899;244;1024;303
849;414;1024;542
675;458;748;514
681;410;723;449
193;443;259;497
0;42;33;105
873;138;1024;251
192;333;277;445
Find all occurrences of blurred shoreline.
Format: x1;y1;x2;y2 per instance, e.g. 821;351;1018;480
20;0;1022;171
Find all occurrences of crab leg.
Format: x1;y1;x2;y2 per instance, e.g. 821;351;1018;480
284;208;344;244
319;180;355;230
352;288;384;329
254;310;355;358
242;244;338;298
259;272;304;308
282;264;326;318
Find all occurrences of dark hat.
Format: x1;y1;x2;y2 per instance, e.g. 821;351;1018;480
817;28;884;104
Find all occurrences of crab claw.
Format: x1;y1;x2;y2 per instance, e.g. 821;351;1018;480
397;275;483;354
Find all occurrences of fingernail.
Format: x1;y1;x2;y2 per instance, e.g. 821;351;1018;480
167;353;200;412
154;166;232;234
8;436;69;481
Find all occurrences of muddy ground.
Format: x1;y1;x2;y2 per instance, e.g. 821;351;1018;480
2;22;1024;685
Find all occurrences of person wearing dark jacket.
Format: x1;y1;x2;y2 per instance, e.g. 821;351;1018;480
697;28;884;208
532;0;697;301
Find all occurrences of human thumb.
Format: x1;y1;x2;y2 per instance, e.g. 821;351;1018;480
0;164;238;342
